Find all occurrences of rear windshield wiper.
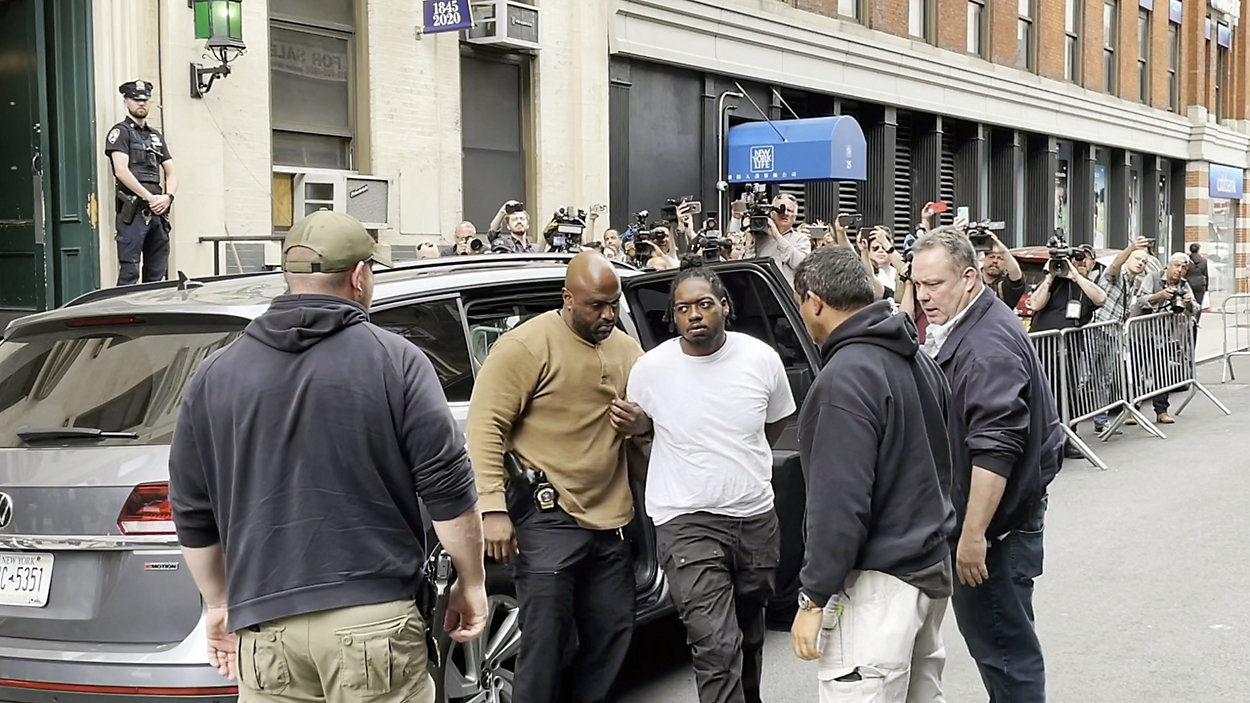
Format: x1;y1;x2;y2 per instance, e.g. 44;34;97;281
17;427;140;444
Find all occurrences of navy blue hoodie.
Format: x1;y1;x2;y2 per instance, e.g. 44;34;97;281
170;295;477;630
798;301;956;605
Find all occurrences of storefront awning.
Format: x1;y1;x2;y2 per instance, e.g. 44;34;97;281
727;116;867;183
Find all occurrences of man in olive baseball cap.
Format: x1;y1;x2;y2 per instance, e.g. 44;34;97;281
282;209;392;273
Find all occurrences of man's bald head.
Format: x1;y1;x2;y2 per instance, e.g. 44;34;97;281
565;251;619;294
562;251;622;344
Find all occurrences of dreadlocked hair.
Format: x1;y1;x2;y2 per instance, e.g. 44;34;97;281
664;256;735;329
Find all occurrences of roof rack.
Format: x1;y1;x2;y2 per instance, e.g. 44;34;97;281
63;269;269;308
61;253;634;309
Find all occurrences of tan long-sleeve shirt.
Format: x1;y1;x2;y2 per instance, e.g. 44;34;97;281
466;311;643;530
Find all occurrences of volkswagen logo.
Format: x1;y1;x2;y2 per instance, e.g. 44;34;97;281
0;493;12;529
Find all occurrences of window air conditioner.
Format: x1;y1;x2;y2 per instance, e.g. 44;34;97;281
465;0;541;52
291;170;395;230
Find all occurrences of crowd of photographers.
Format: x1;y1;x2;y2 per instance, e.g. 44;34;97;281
436;195;1205;433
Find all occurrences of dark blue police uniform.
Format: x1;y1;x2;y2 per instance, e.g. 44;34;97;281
105;80;173;286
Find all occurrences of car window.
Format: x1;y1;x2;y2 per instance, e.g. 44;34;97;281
371;298;475;403
462;288;565;370
0;321;244;447
625;267;817;408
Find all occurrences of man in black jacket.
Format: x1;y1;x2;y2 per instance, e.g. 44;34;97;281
911;229;1064;703
170;210;487;702
789;246;957;701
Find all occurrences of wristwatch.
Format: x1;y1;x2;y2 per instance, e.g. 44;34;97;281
797;591;823;612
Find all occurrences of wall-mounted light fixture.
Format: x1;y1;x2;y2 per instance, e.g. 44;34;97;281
190;0;245;98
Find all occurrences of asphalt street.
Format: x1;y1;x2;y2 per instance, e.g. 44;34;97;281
616;359;1250;702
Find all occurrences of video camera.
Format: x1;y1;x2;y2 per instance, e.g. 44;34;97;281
966;219;1007;253
545;206;587;253
692;233;733;263
1046;230;1080;278
738;183;784;236
661;196;698;222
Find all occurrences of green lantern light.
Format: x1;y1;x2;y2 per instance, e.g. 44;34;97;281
190;0;246;98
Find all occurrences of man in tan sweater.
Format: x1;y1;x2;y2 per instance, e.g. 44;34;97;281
467;251;645;703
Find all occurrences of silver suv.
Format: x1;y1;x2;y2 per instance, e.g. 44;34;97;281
0;254;818;703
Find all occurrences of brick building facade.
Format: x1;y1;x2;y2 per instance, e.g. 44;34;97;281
609;0;1250;301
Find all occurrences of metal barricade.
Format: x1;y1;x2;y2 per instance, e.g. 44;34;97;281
1029;329;1107;470
1061;321;1163;441
1220;293;1250;383
1123;311;1230;418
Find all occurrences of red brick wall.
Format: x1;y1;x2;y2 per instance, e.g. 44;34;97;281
990;0;1017;66
1149;4;1169;109
1180;0;1206;109
1117;0;1137;101
872;0;911;37
937;0;967;52
795;0;841;16
1083;0;1104;89
1038;0;1066;79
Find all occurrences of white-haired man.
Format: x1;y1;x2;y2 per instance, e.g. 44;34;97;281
1130;252;1196;424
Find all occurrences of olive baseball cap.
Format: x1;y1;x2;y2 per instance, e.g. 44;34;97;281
282;210;392;273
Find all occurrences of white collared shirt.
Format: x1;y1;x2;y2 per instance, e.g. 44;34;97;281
923;285;986;358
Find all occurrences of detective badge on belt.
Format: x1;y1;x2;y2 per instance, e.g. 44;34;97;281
503;451;559;513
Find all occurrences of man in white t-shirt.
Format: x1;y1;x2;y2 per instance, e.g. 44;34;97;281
614;264;796;703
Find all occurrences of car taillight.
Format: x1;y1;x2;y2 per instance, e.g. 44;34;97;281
117;482;175;535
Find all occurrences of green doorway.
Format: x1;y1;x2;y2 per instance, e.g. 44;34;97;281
0;0;99;317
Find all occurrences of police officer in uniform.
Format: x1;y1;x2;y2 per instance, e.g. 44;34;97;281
105;80;178;286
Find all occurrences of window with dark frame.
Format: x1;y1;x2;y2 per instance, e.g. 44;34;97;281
1018;0;1036;70
269;0;357;169
1216;26;1230;119
1104;0;1119;93
1138;9;1151;103
968;0;987;56
910;0;934;41
1168;22;1179;110
839;0;862;22
1065;0;1082;82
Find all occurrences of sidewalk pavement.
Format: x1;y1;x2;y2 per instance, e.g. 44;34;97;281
1197;309;1249;365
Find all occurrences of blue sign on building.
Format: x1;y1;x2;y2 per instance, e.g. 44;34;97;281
727;116;867;183
423;0;473;34
1209;163;1245;200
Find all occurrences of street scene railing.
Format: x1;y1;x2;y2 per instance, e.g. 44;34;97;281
1028;312;1231;470
1220;293;1250;383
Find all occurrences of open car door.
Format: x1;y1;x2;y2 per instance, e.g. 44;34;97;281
620;258;823;628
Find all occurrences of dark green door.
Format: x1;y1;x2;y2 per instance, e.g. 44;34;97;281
44;0;99;304
0;0;97;315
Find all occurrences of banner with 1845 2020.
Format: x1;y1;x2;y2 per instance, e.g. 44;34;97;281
423;0;473;34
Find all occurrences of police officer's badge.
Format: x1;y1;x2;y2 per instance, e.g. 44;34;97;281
107;128;120;144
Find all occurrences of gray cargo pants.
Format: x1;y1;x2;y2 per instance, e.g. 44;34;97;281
656;510;780;703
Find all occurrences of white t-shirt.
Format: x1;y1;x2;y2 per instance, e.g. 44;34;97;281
627;332;797;525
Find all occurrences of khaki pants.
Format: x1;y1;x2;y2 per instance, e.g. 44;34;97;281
237;600;434;703
817;571;947;703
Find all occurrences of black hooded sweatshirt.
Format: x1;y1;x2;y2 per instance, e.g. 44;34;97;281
169;295;477;631
798;301;956;605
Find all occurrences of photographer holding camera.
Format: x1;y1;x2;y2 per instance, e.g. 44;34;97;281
1128;253;1196;425
743;193;811;289
488;199;536;253
977;232;1026;308
1028;243;1107;332
642;223;681;271
443;221;485;256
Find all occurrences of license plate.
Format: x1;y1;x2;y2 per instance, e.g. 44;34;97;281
0;552;54;607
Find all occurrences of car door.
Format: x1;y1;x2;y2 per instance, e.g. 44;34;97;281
620;259;823;626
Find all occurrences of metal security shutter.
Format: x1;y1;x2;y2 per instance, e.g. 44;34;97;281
778;183;806;221
838;180;859;218
939;130;957;227
804;182;840;225
893;113;913;239
222;243;267;275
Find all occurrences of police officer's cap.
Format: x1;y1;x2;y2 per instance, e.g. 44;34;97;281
119;80;153;101
283;210;394;274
